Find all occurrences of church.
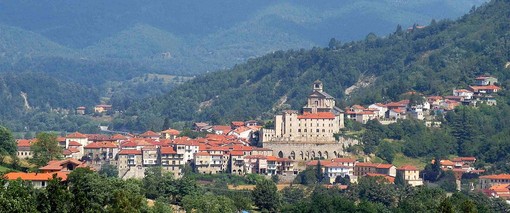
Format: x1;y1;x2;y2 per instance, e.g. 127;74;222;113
260;81;355;161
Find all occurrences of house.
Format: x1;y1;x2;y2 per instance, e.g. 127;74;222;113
475;76;498;86
139;131;160;140
16;139;34;159
245;120;259;127
453;89;474;100
161;129;180;140
65;132;89;158
211;125;231;135
193;122;211;132
83;142;118;165
194;152;216;174
160;146;184;178
94;104;112;113
228;126;253;140
117;149;144;179
469;85;501;94
231;121;245;129
396;165;423;186
142;147;158;166
76;106;86;115
368;103;388;118
266;156;295;175
244;155;268;175
364;173;395;184
484;184;510;201
388;108;406;120
479;174;510;189
4;172;68;188
324;162;354;183
39;158;88;173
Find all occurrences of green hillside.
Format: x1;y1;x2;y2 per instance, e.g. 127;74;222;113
118;0;509;130
0;1;485;75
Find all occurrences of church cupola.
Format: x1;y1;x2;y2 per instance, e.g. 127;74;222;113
313;80;323;92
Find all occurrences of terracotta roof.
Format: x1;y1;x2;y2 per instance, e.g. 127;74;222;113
84;142;117;149
62;149;72;155
489;184;510;192
355;162;377;167
66;132;87;138
365;173;395;183
39;159;85;171
297;112;336;119
5;172;69;182
160;147;177;155
195;152;211;157
161;129;180;135
17;139;34;147
331;158;357;163
452;157;476;162
323;162;351;168
479;174;510;180
351;105;365;110
111;134;128;140
67;141;82;146
140;131;160;137
121;140;138;147
375;164;394;169
230;151;245;156
397;165;419;171
277;158;293;162
266;156;278;161
231;121;245;126
68;148;80;153
231;145;252;151
233;126;252;134
469;85;501;90
118;149;142;155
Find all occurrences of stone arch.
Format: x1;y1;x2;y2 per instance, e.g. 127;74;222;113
324;151;329;159
290;151;296;160
318;151;322;159
278;151;284;158
300;151;304;160
311;151;316;159
333;151;338;158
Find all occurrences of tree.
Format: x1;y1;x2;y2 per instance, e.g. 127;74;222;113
0;179;38;212
437;198;454;213
182;194;236;213
316;160;324;183
150;197;173;213
0;126;16;156
377;141;395;163
37;174;72;213
31;132;62;167
394;172;406;186
281;187;305;206
99;164;119;178
252;179;281;212
439;170;458;192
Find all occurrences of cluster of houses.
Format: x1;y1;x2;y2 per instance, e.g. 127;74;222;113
12;121;297;181
345;75;501;125
306;158;424;186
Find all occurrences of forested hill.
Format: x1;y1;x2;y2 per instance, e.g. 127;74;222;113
117;0;510;131
0;0;484;75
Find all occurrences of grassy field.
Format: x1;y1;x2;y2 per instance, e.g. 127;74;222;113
392;153;427;169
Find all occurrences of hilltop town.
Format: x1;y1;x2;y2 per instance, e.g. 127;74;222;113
7;75;510;204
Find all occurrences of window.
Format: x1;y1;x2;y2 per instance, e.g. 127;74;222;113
316;129;319;132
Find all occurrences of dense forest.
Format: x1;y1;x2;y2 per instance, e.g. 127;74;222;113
119;0;509;129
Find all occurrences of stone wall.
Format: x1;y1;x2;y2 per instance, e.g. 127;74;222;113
263;137;358;161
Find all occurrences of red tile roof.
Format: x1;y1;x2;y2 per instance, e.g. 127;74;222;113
160;147;177;155
140;131;160;137
479;174;510;180
365;173;395;183
161;129;180;135
66;132;87;138
230;151;245;156
195;152;211;157
297;112;336;119
331;158;357;163
67;140;82;146
111;134;128;140
84;142;117;149
231;121;245;126
17;139;34;147
39;159;86;171
5;171;69;182
397;165;419;171
118;149;142;155
469;85;501;90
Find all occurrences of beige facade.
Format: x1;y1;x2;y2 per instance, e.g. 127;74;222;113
396;166;423;186
261;81;344;144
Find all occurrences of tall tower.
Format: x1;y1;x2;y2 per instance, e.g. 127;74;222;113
313;80;323;92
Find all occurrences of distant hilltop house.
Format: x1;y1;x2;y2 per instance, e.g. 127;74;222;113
76;106;86;115
94;104;112;113
260;80;358;161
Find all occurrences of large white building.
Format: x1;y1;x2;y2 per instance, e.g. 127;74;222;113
261;80;344;143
